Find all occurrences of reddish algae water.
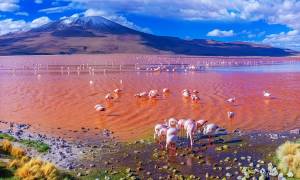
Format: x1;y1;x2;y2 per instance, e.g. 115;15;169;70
0;54;300;141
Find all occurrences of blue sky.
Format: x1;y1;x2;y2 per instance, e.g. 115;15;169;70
0;0;300;50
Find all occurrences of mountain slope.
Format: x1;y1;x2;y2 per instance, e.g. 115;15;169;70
0;16;295;56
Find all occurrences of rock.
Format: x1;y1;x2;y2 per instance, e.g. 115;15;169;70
269;167;279;177
133;150;140;154
287;171;294;178
267;163;273;171
225;167;231;170
77;173;81;177
226;173;232;177
270;134;279;140
237;175;243;180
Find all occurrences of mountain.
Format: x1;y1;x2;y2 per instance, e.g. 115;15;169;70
0;16;296;56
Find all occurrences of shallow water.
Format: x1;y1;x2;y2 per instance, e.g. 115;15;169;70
1;55;300;141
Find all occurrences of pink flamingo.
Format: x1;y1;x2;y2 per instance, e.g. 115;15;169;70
166;127;178;155
184;119;197;148
105;93;114;100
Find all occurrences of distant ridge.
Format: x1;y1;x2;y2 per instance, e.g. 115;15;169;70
0;16;296;56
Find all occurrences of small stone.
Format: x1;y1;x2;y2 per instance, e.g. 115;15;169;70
237;175;243;180
205;173;209;178
134;150;140;154
270;134;279;140
226;173;232;177
287;171;294;178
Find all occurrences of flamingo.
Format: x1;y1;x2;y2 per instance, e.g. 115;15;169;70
148;90;159;98
105;93;114;100
184;119;197;148
227;97;236;103
168;118;178;128
196;119;208;132
191;94;200;101
263;91;271;97
177;119;186;136
203;123;227;144
192;90;199;94
134;92;147;98
227;111;235;119
94;104;105;111
178;119;186;129
163;88;170;94
154;123;168;141
114;88;122;94
182;89;190;98
166;127;178;153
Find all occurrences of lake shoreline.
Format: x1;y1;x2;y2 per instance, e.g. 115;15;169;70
1;120;299;179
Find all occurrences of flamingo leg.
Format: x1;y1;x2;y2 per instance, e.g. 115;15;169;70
168;142;176;157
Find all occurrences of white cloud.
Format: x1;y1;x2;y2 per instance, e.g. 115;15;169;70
0;0;19;12
0;19;26;35
207;29;235;37
84;9;151;33
30;16;51;28
15;11;29;16
263;30;300;50
57;0;300;50
0;16;52;36
39;5;74;13
84;9;106;17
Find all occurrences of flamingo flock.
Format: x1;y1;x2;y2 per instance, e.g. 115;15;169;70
154;117;227;152
181;89;200;102
92;81;274;155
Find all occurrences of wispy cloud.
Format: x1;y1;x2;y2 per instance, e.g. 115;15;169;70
39;5;74;13
0;16;51;35
263;30;300;50
207;29;235;37
30;16;51;28
0;0;19;12
15;11;29;16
